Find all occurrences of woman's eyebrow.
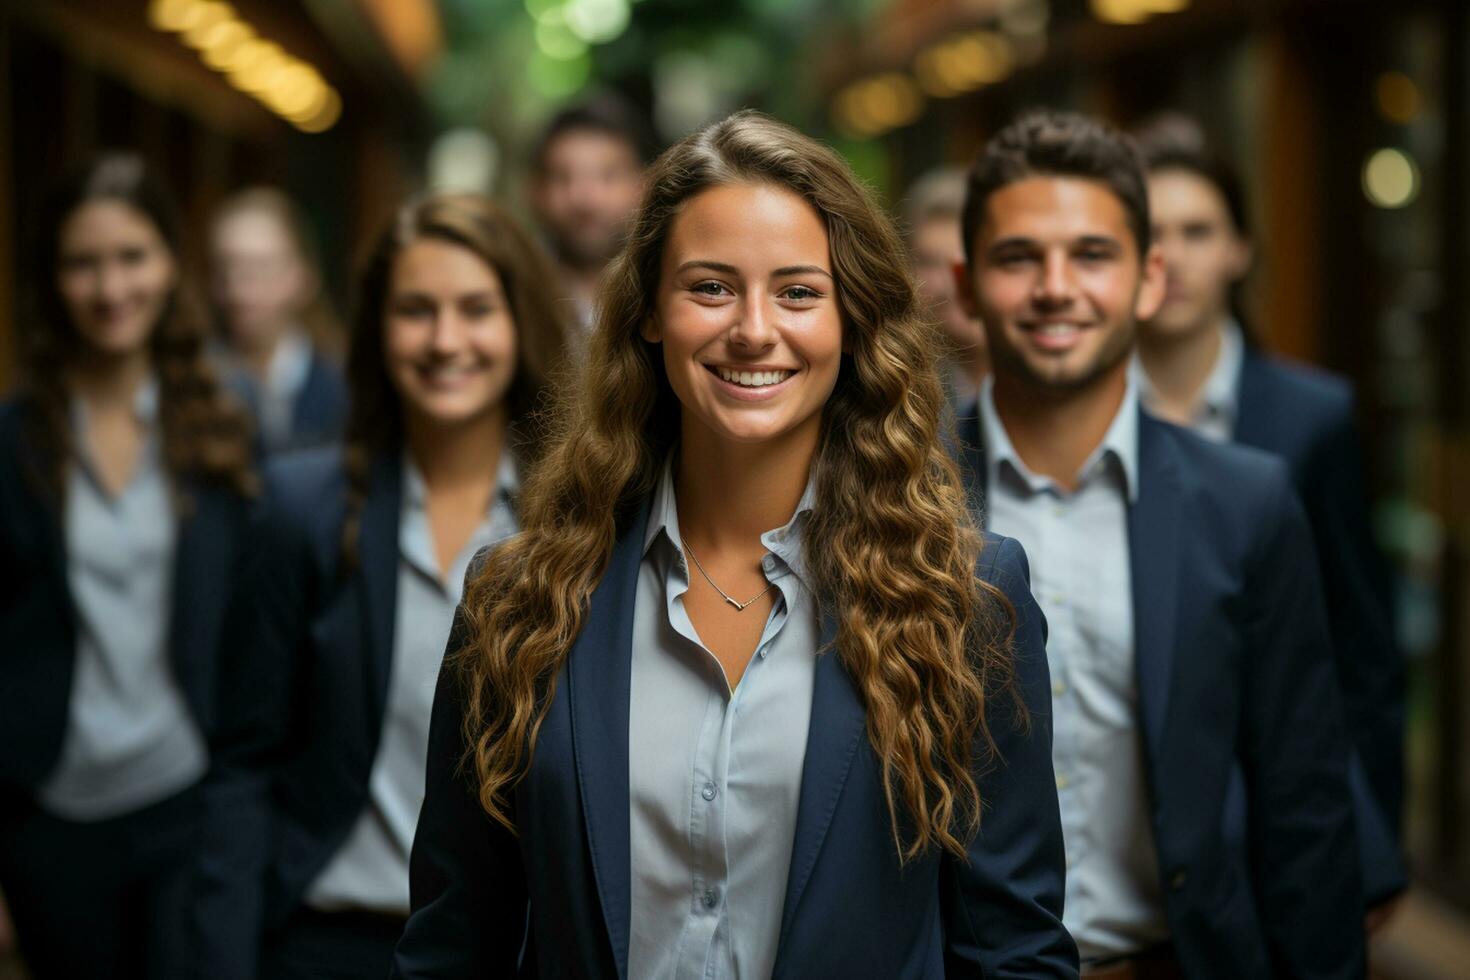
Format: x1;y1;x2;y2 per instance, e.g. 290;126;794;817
673;259;832;281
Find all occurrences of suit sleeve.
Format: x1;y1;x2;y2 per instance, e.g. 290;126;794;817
1299;398;1404;840
391;600;528;979
187;501;313;980
1241;469;1366;979
942;536;1079;978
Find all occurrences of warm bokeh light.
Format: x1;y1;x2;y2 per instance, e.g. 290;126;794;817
147;0;341;134
1092;0;1190;25
1376;71;1422;125
1363;147;1420;209
834;72;924;139
915;31;1014;99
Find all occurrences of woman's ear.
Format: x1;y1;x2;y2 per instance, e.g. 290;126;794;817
639;311;662;343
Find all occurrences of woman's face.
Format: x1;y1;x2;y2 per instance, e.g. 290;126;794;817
646;181;844;450
56;199;177;359
211;207;311;348
383;238;518;431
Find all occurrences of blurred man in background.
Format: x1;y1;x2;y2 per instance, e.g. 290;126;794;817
530;95;653;350
902;166;988;412
1133;116;1407;922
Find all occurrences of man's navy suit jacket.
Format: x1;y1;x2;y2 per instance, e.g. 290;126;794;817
189;448;411;980
958;407;1367;980
0;398;251;803
1234;350;1405;849
391;509;1080;979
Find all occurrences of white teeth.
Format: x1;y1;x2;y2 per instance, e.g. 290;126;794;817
1036;323;1080;336
716;367;792;387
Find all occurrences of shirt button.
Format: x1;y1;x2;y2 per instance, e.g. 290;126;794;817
1055;773;1069;790
701;782;717;802
761;555;776;573
1052;679;1067;697
703;888;718;908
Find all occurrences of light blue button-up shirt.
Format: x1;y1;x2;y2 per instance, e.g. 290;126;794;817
627;459;819;980
307;449;520;914
40;379;208;820
977;376;1170;962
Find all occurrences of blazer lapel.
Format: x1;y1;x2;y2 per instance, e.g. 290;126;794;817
1231;350;1272;446
1128;413;1182;759
170;482;237;729
776;613;866;953
568;506;649;980
358;453;402;732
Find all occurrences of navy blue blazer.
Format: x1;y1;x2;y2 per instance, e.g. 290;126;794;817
391;515;1078;979
227;348;349;456
958;408;1366;979
0;398;251;802
189;448;408;980
1234;350;1404;845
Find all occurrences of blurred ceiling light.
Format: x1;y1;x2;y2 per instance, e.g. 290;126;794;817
1091;0;1189;25
297;90;342;134
200;21;254;70
149;0;341;133
564;0;631;44
148;0;198;32
915;31;1013;99
180;2;235;45
1363;148;1420;209
1376;72;1421;125
833;72;923;139
228;41;287;94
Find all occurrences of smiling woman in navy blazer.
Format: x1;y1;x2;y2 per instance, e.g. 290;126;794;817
0;154;255;979
187;194;568;980
392;112;1076;980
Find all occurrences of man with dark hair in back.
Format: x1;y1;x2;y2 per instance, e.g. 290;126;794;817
1131;119;1406;929
954;110;1366;979
530;94;654;346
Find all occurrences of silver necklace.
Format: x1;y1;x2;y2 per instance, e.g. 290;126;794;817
683;541;773;611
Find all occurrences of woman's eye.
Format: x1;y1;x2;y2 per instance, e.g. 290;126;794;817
781;285;821;302
691;281;728;297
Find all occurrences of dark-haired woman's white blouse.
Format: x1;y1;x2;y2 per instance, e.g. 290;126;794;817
627;460;819;980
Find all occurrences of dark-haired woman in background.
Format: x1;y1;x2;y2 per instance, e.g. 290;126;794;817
210;187;349;456
1132;120;1407;922
393;111;1074;979
0;153;256;978
189;194;567;980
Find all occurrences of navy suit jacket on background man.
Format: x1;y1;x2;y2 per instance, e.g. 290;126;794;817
391;511;1078;980
960;407;1366;980
1235;349;1405;849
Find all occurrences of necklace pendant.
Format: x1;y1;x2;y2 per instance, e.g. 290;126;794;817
725;596;748;611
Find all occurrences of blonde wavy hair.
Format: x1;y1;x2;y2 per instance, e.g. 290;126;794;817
457;110;1018;862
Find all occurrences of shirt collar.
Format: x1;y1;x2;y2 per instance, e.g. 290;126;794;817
402;446;521;512
265;328;314;397
1131;317;1244;432
977;373;1140;503
69;375;161;433
642;455;818;585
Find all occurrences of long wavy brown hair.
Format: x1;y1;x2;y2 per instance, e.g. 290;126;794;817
458;111;1020;862
19;152;254;502
340;193;569;565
